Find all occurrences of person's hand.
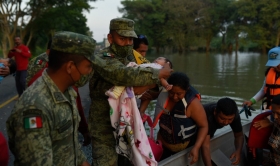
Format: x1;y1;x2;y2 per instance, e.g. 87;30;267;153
80;161;90;166
159;63;173;79
165;84;173;90
253;118;272;130
230;151;241;165
82;132;91;146
139;90;160;100
0;66;10;76
188;147;199;165
14;48;22;53
243;100;253;107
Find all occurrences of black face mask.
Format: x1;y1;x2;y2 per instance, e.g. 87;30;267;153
110;43;133;58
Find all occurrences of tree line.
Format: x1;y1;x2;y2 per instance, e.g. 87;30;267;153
0;0;96;57
1;0;279;56
119;0;280;54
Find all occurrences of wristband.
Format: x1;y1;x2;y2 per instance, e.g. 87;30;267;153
250;98;256;104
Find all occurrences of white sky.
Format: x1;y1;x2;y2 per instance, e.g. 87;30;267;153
85;0;123;42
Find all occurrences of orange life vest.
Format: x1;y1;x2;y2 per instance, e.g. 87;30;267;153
264;68;280;108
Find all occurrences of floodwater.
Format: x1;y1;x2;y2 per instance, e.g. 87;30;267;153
148;51;267;108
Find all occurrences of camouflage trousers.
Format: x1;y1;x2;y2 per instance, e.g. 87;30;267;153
88;99;132;166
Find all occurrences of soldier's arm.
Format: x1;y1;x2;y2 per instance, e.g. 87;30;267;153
7;109;53;165
93;57;160;86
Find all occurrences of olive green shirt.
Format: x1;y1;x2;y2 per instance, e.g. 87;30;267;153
7;70;86;166
90;47;160;100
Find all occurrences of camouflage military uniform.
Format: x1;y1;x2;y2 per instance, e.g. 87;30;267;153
6;31;96;166
89;18;161;166
6;70;86;166
26;52;48;87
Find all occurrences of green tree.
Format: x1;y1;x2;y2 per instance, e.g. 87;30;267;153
120;0;166;53
0;0;96;57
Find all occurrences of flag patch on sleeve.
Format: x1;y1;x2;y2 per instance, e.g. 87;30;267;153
36;59;43;65
24;116;42;129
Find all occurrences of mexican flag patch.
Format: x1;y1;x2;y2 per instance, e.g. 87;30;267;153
35;59;43;65
24;117;42;129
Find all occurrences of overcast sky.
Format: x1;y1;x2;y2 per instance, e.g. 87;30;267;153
85;0;123;42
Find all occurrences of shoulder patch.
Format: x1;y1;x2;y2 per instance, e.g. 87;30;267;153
103;52;114;58
23;109;42;116
24;116;42;129
23;109;43;129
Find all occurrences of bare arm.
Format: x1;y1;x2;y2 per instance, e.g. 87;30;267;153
201;135;212;166
230;131;244;165
188;98;208;164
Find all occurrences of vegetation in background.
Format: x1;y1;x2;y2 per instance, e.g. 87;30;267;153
1;0;279;56
0;0;97;58
119;0;280;54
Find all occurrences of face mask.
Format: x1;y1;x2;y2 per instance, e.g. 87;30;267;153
110;43;133;58
70;63;92;87
74;73;92;87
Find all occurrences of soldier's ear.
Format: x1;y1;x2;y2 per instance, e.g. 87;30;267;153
66;61;74;74
108;33;113;44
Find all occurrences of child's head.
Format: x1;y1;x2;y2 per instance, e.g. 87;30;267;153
154;57;173;69
272;94;280;123
0;58;16;74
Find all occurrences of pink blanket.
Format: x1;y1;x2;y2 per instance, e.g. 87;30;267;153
108;87;157;166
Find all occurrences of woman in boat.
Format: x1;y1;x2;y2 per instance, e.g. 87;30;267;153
153;72;208;164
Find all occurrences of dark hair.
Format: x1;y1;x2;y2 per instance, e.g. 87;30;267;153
8;58;17;74
133;34;149;50
167;72;189;91
48;49;85;71
272;94;280;105
165;58;173;69
216;97;238;115
47;39;52;50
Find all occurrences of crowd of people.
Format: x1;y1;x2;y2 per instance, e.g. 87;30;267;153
0;17;280;166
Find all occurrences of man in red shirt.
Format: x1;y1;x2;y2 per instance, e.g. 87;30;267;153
8;37;31;96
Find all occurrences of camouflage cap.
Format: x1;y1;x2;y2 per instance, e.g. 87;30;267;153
51;31;96;63
110;18;137;38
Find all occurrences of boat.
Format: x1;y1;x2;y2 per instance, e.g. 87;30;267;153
158;110;261;166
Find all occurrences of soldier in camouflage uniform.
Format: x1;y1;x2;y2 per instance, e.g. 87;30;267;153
6;31;96;166
25;40;51;87
25;39;91;146
89;18;173;166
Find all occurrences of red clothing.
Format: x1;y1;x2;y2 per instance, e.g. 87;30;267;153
8;44;31;70
0;132;9;166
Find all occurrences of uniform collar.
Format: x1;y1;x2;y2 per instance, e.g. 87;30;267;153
41;69;77;104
